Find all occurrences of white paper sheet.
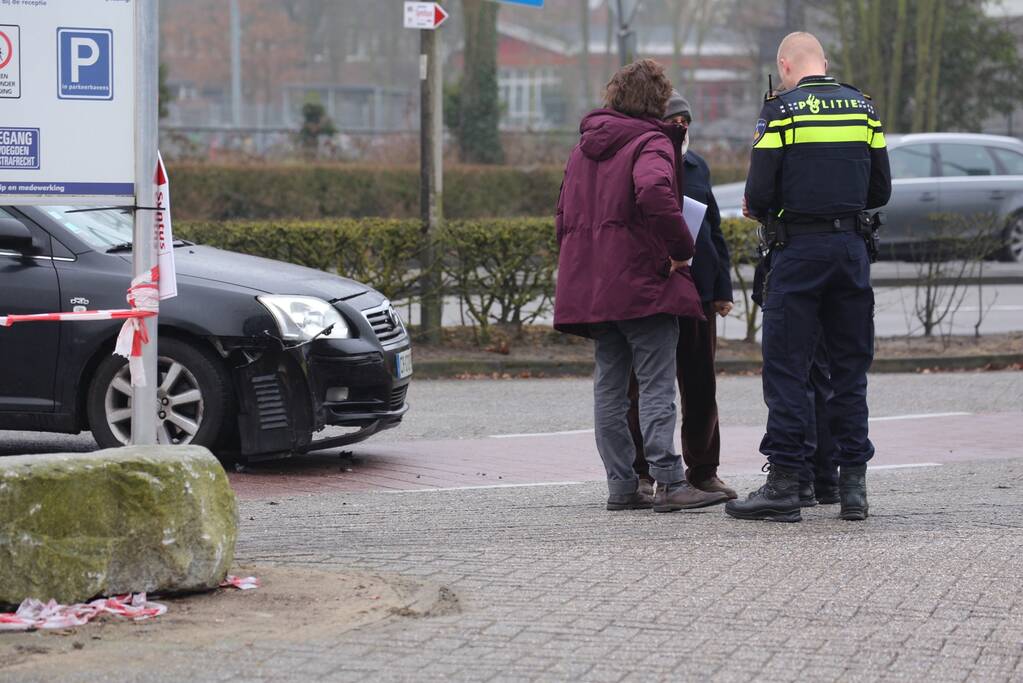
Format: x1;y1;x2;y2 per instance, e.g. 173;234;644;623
681;196;707;266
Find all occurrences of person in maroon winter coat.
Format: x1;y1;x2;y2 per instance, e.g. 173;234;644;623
554;60;728;513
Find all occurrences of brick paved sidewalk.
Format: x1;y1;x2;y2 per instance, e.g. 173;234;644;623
11;457;1022;682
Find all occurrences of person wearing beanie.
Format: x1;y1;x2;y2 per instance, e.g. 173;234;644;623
626;89;738;501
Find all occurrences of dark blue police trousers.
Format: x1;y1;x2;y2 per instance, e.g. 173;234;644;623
805;337;838;489
759;231;875;471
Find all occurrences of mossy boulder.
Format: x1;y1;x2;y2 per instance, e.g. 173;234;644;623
0;446;237;607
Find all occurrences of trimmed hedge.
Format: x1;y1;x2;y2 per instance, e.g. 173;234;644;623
168;164;563;221
720;218;762;342
177;217;756;342
177;218;425;302
167;163;747;221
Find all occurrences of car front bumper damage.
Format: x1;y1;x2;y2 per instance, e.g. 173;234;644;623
230;337;411;460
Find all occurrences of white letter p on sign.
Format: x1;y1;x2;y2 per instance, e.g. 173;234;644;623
70;37;100;82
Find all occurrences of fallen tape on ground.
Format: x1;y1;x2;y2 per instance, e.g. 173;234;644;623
0;593;167;632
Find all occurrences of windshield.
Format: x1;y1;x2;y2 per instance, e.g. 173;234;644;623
40;205;134;251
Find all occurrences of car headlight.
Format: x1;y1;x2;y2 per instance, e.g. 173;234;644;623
257;296;351;340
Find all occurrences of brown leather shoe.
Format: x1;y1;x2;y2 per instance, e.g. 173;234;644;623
653;481;729;512
638;479;655;498
606;489;654;511
690;475;738;500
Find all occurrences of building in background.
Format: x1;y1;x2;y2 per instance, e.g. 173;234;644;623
486;21;755;139
155;0;1023;162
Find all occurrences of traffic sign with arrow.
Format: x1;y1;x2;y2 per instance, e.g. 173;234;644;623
404;2;449;30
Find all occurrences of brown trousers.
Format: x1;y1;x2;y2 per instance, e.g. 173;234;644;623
627;301;721;483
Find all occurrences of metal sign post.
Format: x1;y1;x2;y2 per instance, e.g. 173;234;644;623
612;0;639;66
404;2;446;343
132;0;160;445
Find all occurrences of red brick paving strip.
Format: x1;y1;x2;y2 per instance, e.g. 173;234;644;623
227;412;1022;499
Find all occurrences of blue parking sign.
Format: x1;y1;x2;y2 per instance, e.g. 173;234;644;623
57;28;113;100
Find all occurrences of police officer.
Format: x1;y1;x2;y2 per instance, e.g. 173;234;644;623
803;338;839;506
725;31;891;523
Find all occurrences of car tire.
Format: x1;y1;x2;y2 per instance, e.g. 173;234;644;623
999;213;1023;263
86;336;234;452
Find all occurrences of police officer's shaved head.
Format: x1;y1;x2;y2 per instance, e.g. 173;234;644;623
776;32;828;90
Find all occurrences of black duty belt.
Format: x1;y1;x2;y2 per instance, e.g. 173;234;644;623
783;216;858;236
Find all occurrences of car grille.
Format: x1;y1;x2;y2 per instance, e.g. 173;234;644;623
389;385;408;411
360;302;407;349
251;374;289;431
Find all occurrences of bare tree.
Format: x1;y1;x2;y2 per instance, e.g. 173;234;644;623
923;0;946;131
580;0;592;113
884;0;908;116
908;213;1003;342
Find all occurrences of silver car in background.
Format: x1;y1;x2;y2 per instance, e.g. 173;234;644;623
715;132;1023;262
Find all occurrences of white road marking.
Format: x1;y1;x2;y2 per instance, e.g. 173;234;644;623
869;463;943;470
490;412;973;438
382;481;584;493
957;305;1023;312
869;412;971;422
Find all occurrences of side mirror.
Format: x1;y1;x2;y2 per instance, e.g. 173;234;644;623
0;218;34;253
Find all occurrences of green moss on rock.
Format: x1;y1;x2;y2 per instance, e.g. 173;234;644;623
0;446;237;607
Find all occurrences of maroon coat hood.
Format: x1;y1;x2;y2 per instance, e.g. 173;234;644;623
578;110;667;161
553;109;703;336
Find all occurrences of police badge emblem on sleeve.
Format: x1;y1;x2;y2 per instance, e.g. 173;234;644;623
753;118;767;146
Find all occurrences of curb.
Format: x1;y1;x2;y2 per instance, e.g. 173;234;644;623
414;353;1023;379
731;276;1023;289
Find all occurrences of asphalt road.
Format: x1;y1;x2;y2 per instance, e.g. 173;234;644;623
379;370;1023;442
2;370;1020;455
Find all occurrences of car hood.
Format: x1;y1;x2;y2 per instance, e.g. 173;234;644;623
714;181;745;218
160;245;369;300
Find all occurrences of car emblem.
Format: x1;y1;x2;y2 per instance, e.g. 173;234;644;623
70;296;90;305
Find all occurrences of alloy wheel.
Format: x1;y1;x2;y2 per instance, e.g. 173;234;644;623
1009;216;1023;263
104;356;206;445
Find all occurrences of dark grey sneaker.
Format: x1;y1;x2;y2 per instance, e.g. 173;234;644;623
725;464;802;523
653;481;729;512
607;489;654;511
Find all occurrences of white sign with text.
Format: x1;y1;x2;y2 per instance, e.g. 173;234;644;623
403;2;449;30
0;0;135;204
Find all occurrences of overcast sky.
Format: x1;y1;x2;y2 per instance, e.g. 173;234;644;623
987;0;1023;16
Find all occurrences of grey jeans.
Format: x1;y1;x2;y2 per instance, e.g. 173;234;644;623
591;314;683;495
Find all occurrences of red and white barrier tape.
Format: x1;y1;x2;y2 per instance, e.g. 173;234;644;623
0;593;167;632
0;575;259;632
113;267;160;387
0;266;159;387
220;575;260;590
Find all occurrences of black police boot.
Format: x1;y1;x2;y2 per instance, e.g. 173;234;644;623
839;464;868;521
799;481;818;508
725;464;802;523
815;483;840;505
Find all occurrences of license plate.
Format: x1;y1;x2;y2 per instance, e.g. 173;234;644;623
395;349;413;379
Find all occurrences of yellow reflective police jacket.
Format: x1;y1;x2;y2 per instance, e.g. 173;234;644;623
744;75;892;221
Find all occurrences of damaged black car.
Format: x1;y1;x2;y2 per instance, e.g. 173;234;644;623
0;205;412;461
